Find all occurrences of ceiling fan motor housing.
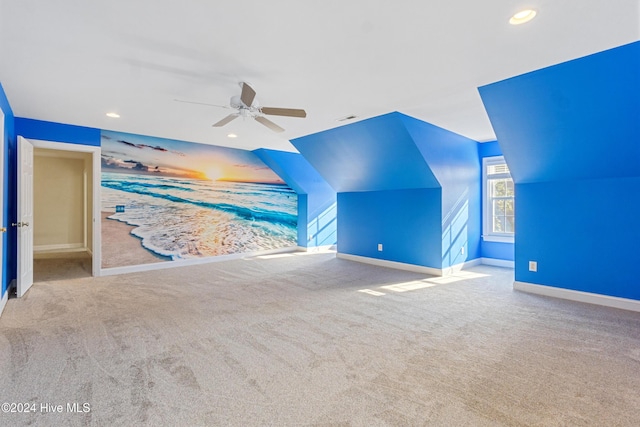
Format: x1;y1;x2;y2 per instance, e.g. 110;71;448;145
230;95;245;109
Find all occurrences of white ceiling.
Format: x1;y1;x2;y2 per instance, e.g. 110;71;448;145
1;1;638;152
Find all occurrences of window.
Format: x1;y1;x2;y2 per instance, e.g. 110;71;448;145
483;156;514;243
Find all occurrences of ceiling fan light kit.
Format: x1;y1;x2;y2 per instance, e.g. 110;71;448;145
177;82;306;133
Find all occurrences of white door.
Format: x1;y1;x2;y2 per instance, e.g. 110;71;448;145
17;136;34;297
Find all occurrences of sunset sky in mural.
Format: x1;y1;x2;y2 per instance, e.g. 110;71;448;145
101;130;285;184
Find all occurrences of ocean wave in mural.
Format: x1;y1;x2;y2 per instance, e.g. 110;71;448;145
100;131;297;268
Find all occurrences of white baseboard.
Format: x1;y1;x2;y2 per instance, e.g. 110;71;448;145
337;253;484;276
481;258;515;268
514;281;640;313
99;246;300;277
442;258;482;275
296;245;336;253
337;253;442;276
34;243;85;253
34;249;91;260
0;289;7;318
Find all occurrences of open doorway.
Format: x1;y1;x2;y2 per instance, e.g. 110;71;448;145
33;147;94;281
12;137;102;286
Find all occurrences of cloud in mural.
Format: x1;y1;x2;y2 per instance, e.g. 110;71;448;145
124;160;149;171
116;139;183;155
101;155;130;169
138;144;171;153
116;139;139;148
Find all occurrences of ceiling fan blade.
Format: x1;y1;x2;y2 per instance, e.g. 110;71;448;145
174;99;230;109
255;116;285;133
260;107;307;118
212;114;239;127
240;82;256;107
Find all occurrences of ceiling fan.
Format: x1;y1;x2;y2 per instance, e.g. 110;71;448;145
175;82;306;133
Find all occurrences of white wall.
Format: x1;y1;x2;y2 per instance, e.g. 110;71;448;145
34;149;91;251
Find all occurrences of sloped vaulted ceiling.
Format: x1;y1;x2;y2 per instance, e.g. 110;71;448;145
253;149;333;197
291;112;440;192
478;41;640;184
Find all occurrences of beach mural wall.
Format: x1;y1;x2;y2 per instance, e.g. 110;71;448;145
100;130;297;269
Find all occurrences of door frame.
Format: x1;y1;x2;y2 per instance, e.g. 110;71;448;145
28;139;101;277
0;107;6;313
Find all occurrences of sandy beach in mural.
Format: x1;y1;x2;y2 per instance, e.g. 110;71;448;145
101;212;169;269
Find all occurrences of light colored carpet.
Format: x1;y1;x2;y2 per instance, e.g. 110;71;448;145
33;253;93;283
1;252;639;426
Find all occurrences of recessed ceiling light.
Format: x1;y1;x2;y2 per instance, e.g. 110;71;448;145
106;112;120;118
509;9;537;25
227;133;237;138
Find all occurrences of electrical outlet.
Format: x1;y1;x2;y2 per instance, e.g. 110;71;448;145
378;243;383;251
460;247;465;255
529;261;538;272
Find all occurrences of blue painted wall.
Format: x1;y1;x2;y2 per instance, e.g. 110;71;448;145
479;41;640;185
477;140;503;159
293;112;482;270
516;178;640;299
15;117;101;146
291;113;440;192
400;115;482;268
0;83;15;299
479;41;640;300
254;149;336;247
338;189;442;268
477;141;514;262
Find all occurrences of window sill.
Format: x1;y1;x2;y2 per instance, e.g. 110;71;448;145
482;235;514;244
